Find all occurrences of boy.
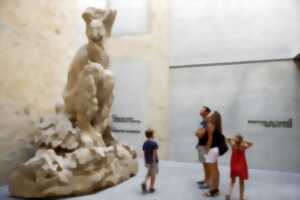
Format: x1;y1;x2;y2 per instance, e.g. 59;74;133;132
141;129;159;194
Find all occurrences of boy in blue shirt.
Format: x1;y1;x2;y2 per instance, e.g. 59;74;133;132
141;129;159;194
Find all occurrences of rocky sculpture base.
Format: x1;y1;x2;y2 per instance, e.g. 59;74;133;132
9;145;137;198
8;113;138;198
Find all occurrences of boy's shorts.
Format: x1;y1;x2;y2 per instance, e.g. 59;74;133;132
197;146;206;163
146;163;159;176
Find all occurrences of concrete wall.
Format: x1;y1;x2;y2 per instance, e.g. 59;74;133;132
169;0;300;65
167;0;300;173
0;0;169;185
169;60;300;173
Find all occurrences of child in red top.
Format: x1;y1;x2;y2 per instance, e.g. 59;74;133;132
226;134;253;200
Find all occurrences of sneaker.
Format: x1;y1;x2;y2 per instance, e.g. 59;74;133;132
141;183;147;194
149;188;156;193
197;180;205;185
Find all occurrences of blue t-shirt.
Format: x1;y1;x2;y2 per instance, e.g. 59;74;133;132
143;139;159;164
197;120;208;146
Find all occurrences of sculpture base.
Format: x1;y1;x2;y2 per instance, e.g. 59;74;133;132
9;144;138;198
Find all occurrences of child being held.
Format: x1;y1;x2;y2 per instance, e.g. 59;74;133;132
141;129;159;194
226;134;253;200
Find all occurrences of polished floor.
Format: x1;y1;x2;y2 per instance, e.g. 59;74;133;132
1;160;300;200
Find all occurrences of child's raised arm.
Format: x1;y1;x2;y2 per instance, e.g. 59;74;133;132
242;140;253;149
226;137;235;146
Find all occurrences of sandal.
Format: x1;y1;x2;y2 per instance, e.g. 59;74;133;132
204;189;219;197
149;188;156;193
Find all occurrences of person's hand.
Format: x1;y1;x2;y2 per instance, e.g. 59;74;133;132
226;137;233;143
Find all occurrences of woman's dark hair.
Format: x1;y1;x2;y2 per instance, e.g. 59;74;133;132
203;106;211;113
209;111;222;134
145;129;154;138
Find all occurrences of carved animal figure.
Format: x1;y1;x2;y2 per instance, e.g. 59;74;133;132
63;8;117;147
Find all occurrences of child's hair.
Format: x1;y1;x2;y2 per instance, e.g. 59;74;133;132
145;129;154;138
235;134;244;146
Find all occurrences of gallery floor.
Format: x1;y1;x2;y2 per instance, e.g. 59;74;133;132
1;160;300;200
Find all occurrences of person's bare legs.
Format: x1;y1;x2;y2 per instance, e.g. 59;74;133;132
207;164;213;189
144;175;149;183
141;175;149;193
210;162;219;190
239;178;245;200
204;163;213;196
204;163;219;196
150;175;156;189
226;177;236;199
204;163;210;184
215;162;220;189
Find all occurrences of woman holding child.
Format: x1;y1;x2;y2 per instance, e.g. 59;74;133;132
203;111;226;197
198;109;252;199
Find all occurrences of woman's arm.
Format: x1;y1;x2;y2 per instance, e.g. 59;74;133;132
205;123;214;151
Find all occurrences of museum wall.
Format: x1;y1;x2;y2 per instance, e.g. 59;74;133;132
0;0;299;186
0;0;169;185
169;60;300;173
169;0;300;65
167;0;300;173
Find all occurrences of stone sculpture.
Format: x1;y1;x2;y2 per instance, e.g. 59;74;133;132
8;7;138;198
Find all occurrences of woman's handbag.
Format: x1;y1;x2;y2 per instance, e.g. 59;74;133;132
218;134;228;156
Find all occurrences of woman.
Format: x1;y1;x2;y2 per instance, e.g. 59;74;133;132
204;111;223;197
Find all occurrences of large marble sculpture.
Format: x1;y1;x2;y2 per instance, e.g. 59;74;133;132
9;7;138;198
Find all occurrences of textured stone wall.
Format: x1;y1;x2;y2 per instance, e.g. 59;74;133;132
0;0;79;185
